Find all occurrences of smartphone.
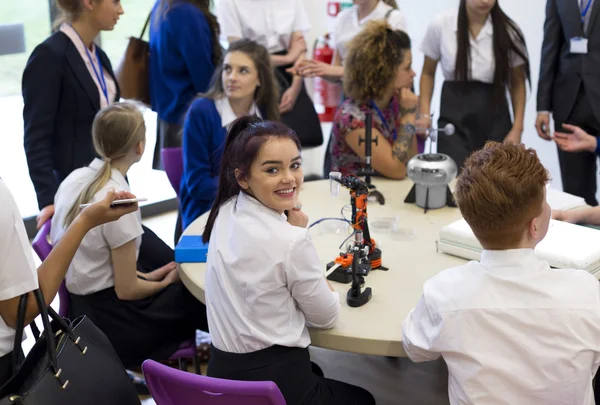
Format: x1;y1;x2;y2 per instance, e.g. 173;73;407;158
79;198;147;208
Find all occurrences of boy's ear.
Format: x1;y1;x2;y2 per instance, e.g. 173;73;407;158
528;216;539;239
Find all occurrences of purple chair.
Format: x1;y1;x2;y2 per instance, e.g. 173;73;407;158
142;359;286;405
32;221;70;318
161;147;183;196
31;219;199;373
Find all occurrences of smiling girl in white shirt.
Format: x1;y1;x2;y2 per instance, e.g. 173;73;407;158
418;0;530;170
203;116;375;405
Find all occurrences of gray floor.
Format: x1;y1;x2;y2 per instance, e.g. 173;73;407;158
310;347;449;405
140;212;451;405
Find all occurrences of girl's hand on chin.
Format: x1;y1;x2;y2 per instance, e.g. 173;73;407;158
286;207;308;228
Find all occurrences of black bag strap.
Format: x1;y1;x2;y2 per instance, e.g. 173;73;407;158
12;294;29;374
384;9;394;20
11;290;83;376
139;13;152;40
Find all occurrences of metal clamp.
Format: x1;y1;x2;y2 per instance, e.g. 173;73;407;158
74;336;88;355
54;368;69;390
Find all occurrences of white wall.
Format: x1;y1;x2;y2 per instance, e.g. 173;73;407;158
302;0;577;190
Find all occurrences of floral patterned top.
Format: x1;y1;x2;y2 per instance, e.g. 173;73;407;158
330;96;401;176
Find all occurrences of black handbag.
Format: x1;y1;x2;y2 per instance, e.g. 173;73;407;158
0;289;140;405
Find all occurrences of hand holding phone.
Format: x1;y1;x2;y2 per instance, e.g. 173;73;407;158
80;197;147;208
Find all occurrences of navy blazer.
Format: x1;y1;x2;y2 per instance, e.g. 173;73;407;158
22;31;120;210
537;0;600;127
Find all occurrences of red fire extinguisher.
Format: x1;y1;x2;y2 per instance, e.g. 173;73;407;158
312;35;342;122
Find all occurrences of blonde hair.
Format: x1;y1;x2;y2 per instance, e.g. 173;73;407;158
53;0;85;26
63;102;146;227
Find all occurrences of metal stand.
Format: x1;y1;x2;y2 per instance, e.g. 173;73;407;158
358;112;385;205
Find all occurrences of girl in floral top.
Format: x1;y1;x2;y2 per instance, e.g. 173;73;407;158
330;20;418;178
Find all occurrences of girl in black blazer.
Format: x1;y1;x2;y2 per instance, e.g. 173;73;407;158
22;0;123;230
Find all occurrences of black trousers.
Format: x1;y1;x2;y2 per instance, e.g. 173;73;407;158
555;86;600;207
70;225;208;369
208;345;375;405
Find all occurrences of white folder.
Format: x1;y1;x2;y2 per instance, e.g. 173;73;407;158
438;218;600;277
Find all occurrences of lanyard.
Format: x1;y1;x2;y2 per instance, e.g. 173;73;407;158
85;46;109;105
72;26;109;105
370;101;397;141
581;0;593;23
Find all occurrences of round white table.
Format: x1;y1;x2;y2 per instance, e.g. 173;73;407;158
180;179;467;357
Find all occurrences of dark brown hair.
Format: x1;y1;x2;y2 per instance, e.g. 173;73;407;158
202;116;300;243
344;20;411;102
455;0;530;101
157;0;222;66
454;142;549;249
202;39;280;122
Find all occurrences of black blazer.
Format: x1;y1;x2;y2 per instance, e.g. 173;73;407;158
537;0;600;127
22;31;120;210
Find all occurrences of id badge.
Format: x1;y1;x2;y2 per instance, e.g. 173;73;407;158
570;37;588;54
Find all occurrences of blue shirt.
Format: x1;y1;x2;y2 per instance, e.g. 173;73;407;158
180;98;226;228
149;1;215;124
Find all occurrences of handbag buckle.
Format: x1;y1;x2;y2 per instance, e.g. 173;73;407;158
9;395;22;402
54;369;70;390
74;336;88;355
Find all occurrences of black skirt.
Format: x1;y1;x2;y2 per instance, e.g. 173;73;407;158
69;283;207;369
273;52;324;148
437;81;512;170
207;344;375;405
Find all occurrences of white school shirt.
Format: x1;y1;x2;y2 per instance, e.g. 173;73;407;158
60;24;117;108
420;11;526;83
402;249;600;405
216;0;311;53
214;97;261;130
205;192;340;354
333;1;407;61
0;180;39;357
50;159;143;296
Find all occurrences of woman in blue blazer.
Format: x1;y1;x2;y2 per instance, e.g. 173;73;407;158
22;0;123;229
179;39;280;231
149;0;221;169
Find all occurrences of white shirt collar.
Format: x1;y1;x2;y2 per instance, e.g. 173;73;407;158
480;248;543;272
354;0;389;25
89;158;128;187
214;97;262;128
453;13;493;39
60;23;97;56
235;191;287;221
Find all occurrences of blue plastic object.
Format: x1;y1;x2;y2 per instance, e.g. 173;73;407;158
175;235;209;263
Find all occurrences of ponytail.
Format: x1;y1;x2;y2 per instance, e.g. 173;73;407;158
63;102;146;228
202;115;300;243
63;161;112;227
